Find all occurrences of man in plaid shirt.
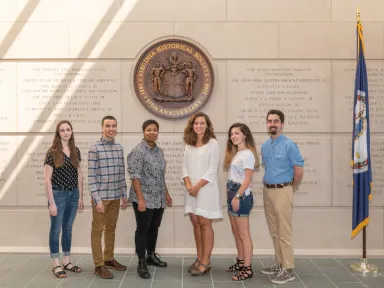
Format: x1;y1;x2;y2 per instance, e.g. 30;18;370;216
88;115;128;279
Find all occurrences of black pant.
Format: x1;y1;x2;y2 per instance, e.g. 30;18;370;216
132;202;164;259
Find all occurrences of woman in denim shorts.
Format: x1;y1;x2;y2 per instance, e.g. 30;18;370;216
223;123;260;281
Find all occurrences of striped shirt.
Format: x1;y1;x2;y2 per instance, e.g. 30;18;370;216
88;137;127;204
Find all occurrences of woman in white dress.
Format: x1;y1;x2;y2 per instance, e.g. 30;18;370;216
182;112;222;276
223;123;259;281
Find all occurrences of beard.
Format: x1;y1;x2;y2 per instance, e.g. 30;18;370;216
269;127;278;135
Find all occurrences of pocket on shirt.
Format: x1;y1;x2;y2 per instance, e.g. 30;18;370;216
275;153;289;169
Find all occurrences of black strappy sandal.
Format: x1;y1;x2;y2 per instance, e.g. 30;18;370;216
232;265;253;281
225;258;244;272
63;262;82;273
52;266;67;278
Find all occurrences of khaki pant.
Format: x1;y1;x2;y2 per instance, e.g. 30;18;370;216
91;199;120;267
263;186;294;269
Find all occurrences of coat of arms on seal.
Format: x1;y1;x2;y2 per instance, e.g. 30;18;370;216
133;39;214;120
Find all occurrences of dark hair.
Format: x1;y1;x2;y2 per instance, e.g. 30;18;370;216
47;120;79;168
142;119;159;131
266;110;285;123
183;112;216;146
102;115;117;126
223;123;260;169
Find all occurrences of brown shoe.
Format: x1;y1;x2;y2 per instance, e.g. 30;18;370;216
104;259;127;271
94;266;114;279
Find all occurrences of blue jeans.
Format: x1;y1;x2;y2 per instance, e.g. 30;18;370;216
49;188;79;259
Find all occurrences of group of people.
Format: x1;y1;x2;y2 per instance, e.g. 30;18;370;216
43;109;304;285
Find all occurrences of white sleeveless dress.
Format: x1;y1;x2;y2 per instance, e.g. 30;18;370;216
182;138;222;219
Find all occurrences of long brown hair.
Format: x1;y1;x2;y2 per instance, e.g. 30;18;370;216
48;120;79;168
183;112;216;146
223;123;260;170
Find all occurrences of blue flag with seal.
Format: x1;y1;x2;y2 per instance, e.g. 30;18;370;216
351;17;372;238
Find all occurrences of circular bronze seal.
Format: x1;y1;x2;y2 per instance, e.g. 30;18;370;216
133;39;214;120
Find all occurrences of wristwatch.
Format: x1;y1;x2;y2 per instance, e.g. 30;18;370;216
234;193;242;199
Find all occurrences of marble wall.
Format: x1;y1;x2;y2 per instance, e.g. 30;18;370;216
0;0;384;255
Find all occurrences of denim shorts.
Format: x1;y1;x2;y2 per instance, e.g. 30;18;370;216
227;180;254;217
228;193;253;217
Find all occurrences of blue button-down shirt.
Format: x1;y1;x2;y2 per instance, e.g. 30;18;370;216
261;134;304;184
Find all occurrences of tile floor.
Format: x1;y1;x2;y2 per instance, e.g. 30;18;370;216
0;254;382;288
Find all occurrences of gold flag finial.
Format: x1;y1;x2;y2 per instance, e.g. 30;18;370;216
357;5;361;22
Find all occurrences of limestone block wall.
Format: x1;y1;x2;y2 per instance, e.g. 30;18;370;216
0;0;383;255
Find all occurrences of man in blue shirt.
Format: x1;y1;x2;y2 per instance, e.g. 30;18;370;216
260;110;304;285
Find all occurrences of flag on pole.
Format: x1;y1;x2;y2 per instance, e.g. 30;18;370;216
351;11;372;238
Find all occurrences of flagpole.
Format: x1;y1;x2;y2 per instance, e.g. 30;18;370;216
350;225;377;273
362;227;366;259
350;7;378;273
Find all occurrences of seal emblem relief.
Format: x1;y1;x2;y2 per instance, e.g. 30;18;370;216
133;39;214;120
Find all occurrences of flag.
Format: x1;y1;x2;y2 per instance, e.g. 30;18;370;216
351;16;372;238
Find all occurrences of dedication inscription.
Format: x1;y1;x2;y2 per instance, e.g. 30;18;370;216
228;61;331;132
18;62;121;133
133;40;214;120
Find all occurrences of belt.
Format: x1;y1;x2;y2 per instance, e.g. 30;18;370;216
52;186;76;192
264;182;292;189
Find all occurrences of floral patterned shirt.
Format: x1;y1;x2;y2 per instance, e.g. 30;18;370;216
127;140;167;209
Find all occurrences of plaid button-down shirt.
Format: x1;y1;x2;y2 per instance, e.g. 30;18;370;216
88;137;127;204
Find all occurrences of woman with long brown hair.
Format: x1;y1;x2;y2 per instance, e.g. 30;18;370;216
182;112;222;276
223;123;259;281
44;120;84;278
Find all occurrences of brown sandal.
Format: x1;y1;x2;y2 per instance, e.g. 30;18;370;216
191;263;211;276
63;262;82;273
52;266;67;278
187;258;201;273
